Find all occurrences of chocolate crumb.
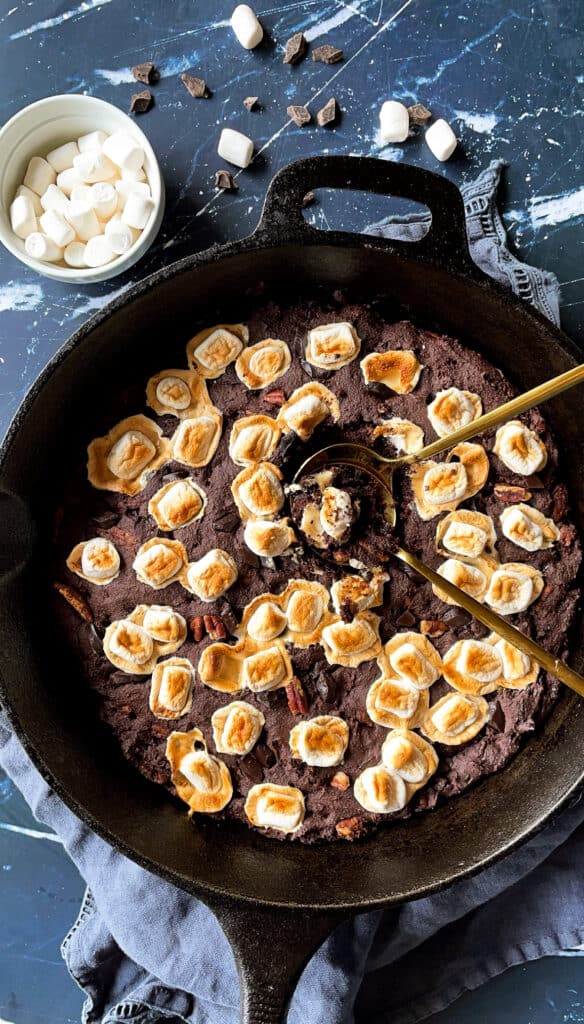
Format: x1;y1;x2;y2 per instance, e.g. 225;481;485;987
283;31;307;65
443;607;471;626
129;90;153;114
302;191;316;207
180;73;209;98
396;609;416;628
131;62;158;85
312;44;343;64
243;95;259;111
408;103;432;125
215;169;238;191
287;104;311;127
317;97;339;127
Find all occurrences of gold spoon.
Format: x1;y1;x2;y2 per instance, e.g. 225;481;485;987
293;363;584;696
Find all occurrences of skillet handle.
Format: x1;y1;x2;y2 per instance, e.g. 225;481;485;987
256;155;477;275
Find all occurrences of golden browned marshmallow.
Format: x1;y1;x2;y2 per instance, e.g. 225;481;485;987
133;538;187;589
146;368;214;420
241;644;292;692
436;509;497;559
231;463;285;520
246;600;288;642
422;693;489;745
320;486;353;541
243;518;296;558
330;571;388;617
433;556;493;606
235;338;291;390
212;700;265;755
166;729;232;814
360;350;423;394
423;462;468;506
412;443;490;521
88;414;171;496
304;322;361;370
186;323;249;378
442;639;503;695
354;765;408;813
228;415;281;466
381;730;438;784
286;586;325;634
499;503;559;552
149;657;194;718
366;677;429;729
427;387;482;437
289;715;349;767
485;633;539;689
320;612;381;667
299;502;328;548
382;632;442;689
245;783;305;833
276;382;340;441
141;605;187;648
171;413;223;468
494;420;547;476
372;417;424;454
148;478;207;531
198;642;243;693
185;549;238;602
484;563;543;614
67;537;121;585
104;619;158;674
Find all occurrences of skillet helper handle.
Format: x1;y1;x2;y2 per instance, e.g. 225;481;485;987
257;155;476;275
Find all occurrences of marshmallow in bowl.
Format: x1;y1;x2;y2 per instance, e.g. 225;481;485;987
46;141;79;173
40;184;70;215
78;130;108;153
24;156;56;195
9;195;37;239
39;209;75;248
102;131;145;173
84;235;116;268
25;232;63;262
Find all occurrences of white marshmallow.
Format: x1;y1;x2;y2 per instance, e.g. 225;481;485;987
77;130;108;153
46;140;79;173
102;132;145;173
10;195;38;239
121;191;154;229
104;214;138;254
56;167;82;196
25;232;63;262
70;184;94;205
63;241;87;268
23;156;56;196
379;100;410;143
40;184;70;215
114;179;151;210
217;127;254;168
39;208;75;248
121;165;147;182
84;235;115;268
16;184;43;217
73;150;116;183
66;201;101;241
425;118;457;161
90;181;117;220
231;4;263;48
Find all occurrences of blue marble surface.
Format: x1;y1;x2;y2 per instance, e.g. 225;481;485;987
0;1;583;1021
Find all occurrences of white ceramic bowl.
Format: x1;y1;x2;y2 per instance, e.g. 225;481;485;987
0;94;165;284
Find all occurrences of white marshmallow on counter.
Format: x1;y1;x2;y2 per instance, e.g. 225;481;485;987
10;195;38;239
56;167;82;196
114;179;151;210
121;165;147;183
90;181;117;220
25;232;63;262
40;184;70;215
77;130;107;153
104;214;138;254
84;235;115;267
425;118;457;161
379;100;410;143
23;156;56;196
63;241;87;268
231;4;263;48
73;150;116;183
46;141;79;173
217;127;253;169
121;190;154;229
40;208;75;248
70;184;94;205
66;200;101;241
16;184;43;217
102;132;145;173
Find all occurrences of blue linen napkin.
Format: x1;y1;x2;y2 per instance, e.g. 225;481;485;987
1;159;582;1024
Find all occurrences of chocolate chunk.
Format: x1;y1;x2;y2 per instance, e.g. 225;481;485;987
312;44;343;64
215;169;238;191
302;191;316;208
88;623;104;654
396;609;416;628
300;359;314;377
243;96;259;111
217;600;239;636
283;31;307;65
443;607;471;627
181;73;209;98
131;62;158;85
317;97;339;127
91;509;118;528
239;756;264;785
315;674;339;703
489;701;506;733
287;104;311;127
407;103;432;125
129;90;153;114
254;744;276;767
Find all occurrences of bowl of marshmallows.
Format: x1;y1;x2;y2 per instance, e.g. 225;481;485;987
0;94;165;283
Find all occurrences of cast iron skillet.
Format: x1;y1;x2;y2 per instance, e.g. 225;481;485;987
1;157;584;1024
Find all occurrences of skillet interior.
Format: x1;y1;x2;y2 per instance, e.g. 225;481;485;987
1;235;583;912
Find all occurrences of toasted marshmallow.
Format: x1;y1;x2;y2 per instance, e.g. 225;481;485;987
244;518;295;557
442;639;502;695
186;323;249;378
212;701;265;755
422;693;489;745
198;643;244;693
494;420;547;476
290;716;349;767
186;549;238;602
381;733;431;783
286;588;324;634
66;537;120;585
427;388;482;437
229;415;281;466
422;462;468;505
436;510;496;559
330;572;388;617
320;486;353;541
133;539;186;589
232;463;284;520
388;642;440;689
299;502;328;548
485;564;543;614
354;765;408;813
321;613;381;667
500;503;559;552
372;417;424;454
493;635;538;687
366;678;427;729
172;414;223;468
434;557;490;606
149;658;194;718
360;350;423;394
277;382;340;440
146;368;214;420
142;605;186;646
235;338;291;389
167;729;232;814
107;430;156;480
156;375;191;410
411;443;489;521
246;601;288;642
88;415;170;496
305;322;361;369
107;620;154;667
245;783;305;833
242;645;290;692
149;478;206;531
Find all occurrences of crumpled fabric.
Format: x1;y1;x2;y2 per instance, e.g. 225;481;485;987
1;158;579;1024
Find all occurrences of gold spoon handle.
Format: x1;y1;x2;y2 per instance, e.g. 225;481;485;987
404;363;584;464
394;545;584;697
